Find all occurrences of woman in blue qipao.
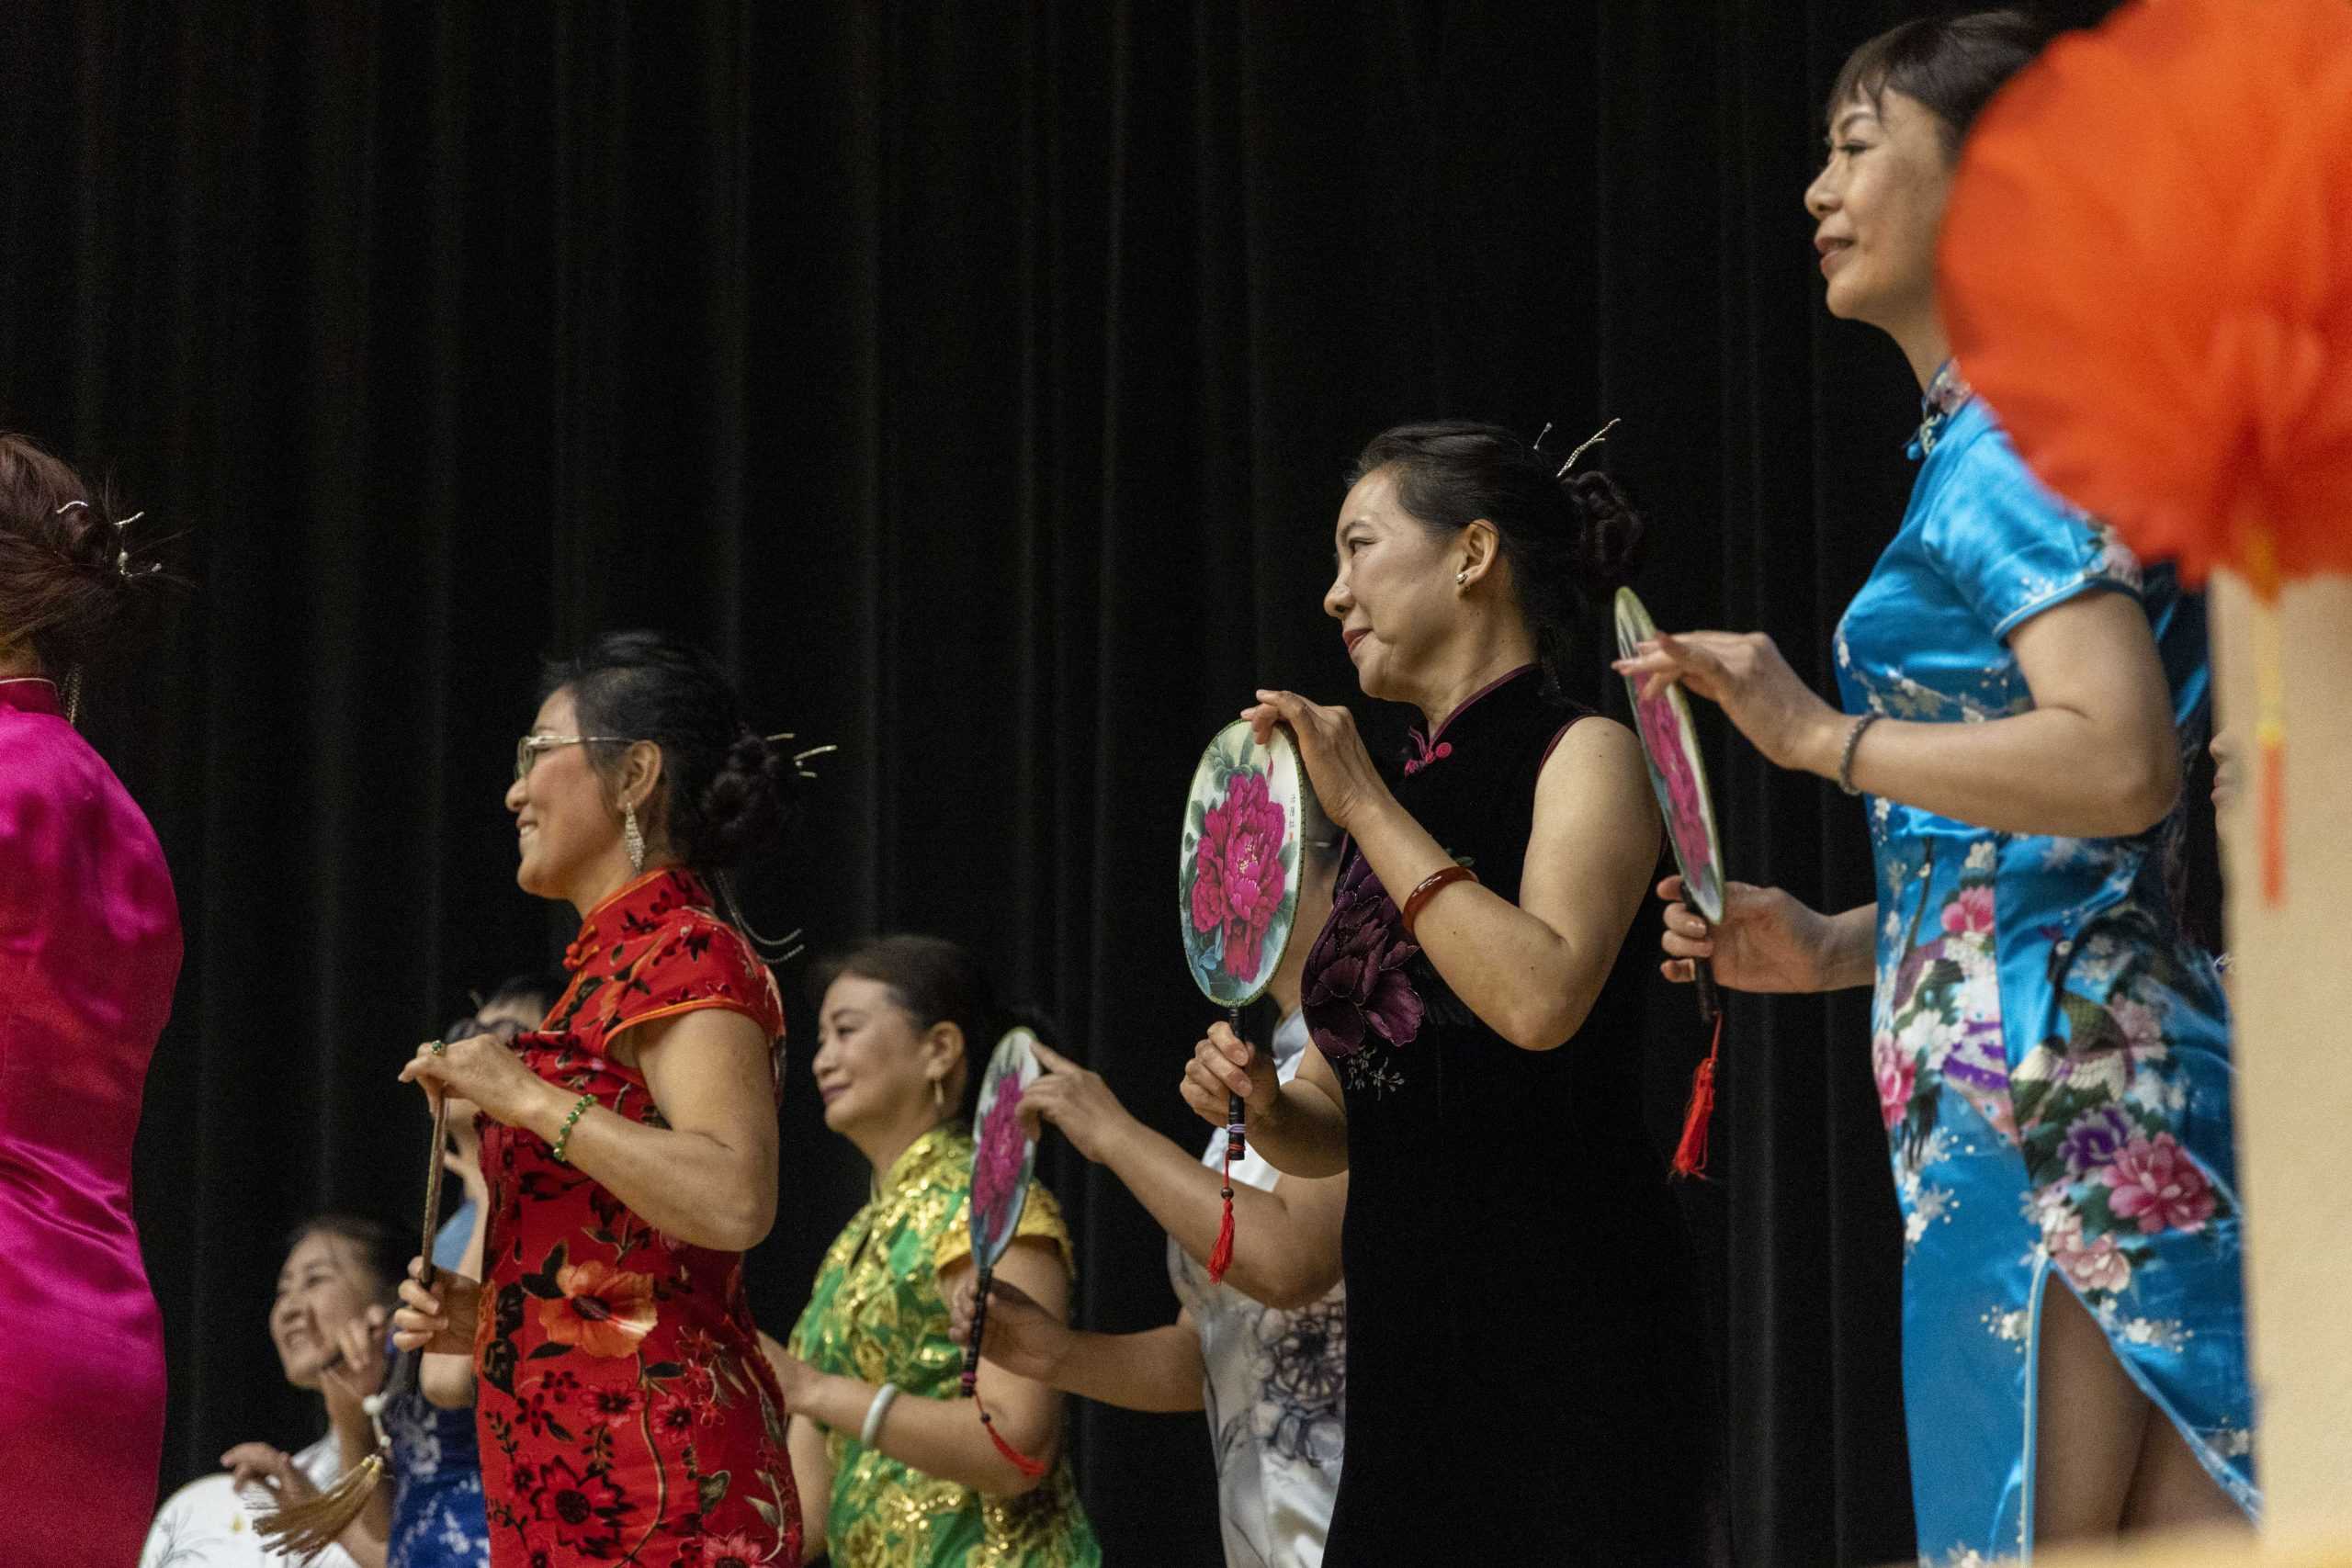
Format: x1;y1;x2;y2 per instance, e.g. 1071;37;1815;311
1622;14;2256;1563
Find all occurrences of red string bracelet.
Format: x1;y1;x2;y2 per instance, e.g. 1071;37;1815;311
1400;863;1477;938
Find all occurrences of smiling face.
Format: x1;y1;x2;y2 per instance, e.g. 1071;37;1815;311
1326;466;1474;705
1804;88;1956;339
269;1229;388;1389
811;973;965;1151
506;688;628;906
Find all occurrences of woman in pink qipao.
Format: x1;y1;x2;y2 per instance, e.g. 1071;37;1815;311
0;434;182;1566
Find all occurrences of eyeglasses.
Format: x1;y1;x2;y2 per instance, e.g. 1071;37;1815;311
514;732;633;782
442;1015;526;1046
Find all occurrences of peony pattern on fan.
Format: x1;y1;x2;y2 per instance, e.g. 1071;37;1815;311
968;1030;1043;1275
1181;723;1305;1008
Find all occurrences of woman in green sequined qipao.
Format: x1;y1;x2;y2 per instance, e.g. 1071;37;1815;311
769;937;1100;1568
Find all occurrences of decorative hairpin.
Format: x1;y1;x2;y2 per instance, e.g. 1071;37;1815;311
53;499;161;579
763;731;841;781
1557;418;1622;479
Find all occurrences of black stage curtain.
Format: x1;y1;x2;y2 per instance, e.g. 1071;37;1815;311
1;4;2121;1562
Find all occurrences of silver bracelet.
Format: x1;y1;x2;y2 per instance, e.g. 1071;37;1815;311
1837;713;1882;796
860;1381;900;1449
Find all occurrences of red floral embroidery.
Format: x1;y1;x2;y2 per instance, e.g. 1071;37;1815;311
475;868;798;1567
537;1259;659;1359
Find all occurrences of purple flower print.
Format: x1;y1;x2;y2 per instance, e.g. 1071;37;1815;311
2058;1105;2138;1178
1303;854;1425;1059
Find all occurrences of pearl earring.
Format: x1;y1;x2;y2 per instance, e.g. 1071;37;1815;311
1454;570;1468;586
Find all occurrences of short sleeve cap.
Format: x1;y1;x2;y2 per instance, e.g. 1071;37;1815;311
933;1179;1076;1282
1923;406;2145;641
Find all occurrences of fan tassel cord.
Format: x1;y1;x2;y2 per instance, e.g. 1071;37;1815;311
255;1094;450;1561
1208;1004;1242;1283
1670;1010;1724;1180
960;1268;1049;1480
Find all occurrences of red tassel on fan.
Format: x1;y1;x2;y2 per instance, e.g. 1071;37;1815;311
1671;1012;1723;1179
976;1395;1048;1479
1206;1150;1237;1283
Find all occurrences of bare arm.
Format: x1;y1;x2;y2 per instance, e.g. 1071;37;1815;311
781;1237;1073;1497
1021;1040;1345;1308
1340;716;1661;1050
401;1007;781;1254
1617;591;2182;840
1838;594;2180;835
948;1278;1206;1414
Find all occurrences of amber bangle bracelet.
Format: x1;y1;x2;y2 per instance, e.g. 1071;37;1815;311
1400;863;1478;938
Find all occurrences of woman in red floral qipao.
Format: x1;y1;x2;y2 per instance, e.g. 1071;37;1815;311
394;632;806;1568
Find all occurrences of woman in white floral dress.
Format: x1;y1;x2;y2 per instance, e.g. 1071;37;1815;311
1623;13;2256;1563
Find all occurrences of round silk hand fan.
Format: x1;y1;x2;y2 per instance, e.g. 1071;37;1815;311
1614;587;1729;1177
961;1026;1047;1478
1178;719;1306;1280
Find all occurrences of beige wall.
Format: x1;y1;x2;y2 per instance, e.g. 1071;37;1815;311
2210;569;2352;1537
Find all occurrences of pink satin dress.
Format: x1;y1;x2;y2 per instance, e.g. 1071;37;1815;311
0;676;182;1564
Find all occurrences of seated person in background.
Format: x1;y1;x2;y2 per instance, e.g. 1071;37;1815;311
951;813;1347;1568
386;972;560;1568
142;1215;407;1568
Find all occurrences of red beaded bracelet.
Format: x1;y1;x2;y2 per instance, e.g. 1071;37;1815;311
1400;863;1477;938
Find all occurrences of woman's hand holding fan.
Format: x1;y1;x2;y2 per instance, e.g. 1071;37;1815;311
1612;629;1847;780
1239;688;1384;831
1180;1020;1282;1134
391;1259;481;1357
947;1273;1070;1387
1657;874;1846;994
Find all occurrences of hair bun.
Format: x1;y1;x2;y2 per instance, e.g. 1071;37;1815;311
1562;468;1647;593
696;729;801;866
0;434;164;674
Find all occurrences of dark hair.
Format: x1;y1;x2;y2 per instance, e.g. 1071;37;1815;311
0;434;164;678
1828;11;2049;154
539;630;801;874
482;970;566;1019
810;934;1050;1122
1350;421;1645;698
282;1213;407;1306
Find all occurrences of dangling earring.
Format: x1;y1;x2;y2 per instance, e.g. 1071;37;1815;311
623;799;646;873
931;1075;946;1115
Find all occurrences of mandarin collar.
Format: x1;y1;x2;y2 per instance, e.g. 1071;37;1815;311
0;676;63;717
874;1122;964;1202
562;865;709;970
1404;661;1541;773
1909;359;1976;459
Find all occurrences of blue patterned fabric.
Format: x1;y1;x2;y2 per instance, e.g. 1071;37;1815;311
1835;377;2257;1563
386;1203;490;1568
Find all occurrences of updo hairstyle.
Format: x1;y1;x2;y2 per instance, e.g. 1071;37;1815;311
0;433;164;679
1350;421;1647;696
538;630;800;874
